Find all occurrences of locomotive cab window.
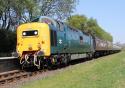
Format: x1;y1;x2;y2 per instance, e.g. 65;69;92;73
40;18;54;25
32;18;39;22
22;30;38;36
59;22;64;31
56;21;64;31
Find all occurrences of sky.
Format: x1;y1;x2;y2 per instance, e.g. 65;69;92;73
75;0;125;44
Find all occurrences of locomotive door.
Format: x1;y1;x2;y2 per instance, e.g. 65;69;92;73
56;21;67;53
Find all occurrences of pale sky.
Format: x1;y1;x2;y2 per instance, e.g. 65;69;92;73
75;0;125;44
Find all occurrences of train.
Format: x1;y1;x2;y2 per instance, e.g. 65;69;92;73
16;16;121;69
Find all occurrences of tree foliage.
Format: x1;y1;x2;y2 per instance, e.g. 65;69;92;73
35;0;78;20
0;0;78;30
66;15;87;30
66;15;113;42
0;0;35;30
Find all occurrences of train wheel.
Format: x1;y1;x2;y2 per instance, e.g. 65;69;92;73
61;55;66;65
62;54;70;66
64;56;68;66
47;59;53;70
67;54;71;64
87;52;94;60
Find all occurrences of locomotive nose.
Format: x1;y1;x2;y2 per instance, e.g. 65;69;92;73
17;23;51;57
28;43;41;51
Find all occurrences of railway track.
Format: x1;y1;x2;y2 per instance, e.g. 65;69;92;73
0;69;43;85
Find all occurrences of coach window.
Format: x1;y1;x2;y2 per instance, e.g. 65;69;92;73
79;36;83;44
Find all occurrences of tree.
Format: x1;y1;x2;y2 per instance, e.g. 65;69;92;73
66;15;87;30
0;0;35;30
0;0;78;30
32;0;78;20
66;15;113;42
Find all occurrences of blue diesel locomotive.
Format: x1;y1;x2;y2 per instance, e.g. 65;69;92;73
16;16;120;69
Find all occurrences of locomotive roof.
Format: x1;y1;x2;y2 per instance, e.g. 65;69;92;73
32;16;57;27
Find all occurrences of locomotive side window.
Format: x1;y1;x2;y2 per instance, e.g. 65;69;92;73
51;30;57;46
79;36;83;44
22;30;38;36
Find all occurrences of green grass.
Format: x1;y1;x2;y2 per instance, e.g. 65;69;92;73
21;52;125;88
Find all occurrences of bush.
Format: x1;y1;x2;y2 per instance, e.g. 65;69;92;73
0;29;16;56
